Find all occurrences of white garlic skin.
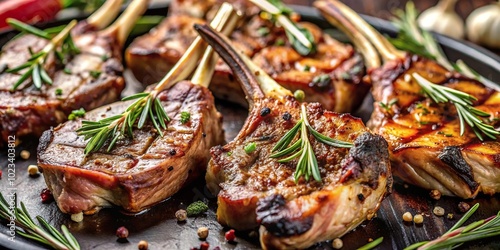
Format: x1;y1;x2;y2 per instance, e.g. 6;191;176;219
417;0;465;39
466;2;500;49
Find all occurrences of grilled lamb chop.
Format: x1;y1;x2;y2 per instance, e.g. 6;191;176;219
195;24;391;249
316;0;500;198
126;0;368;112
37;4;238;215
0;0;135;145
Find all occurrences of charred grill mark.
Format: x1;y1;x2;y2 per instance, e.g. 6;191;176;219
37;129;54;154
340;133;391;190
438;146;479;192
256;194;314;237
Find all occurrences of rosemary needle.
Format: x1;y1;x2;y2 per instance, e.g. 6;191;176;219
271;104;352;182
413;73;499;140
0;192;80;250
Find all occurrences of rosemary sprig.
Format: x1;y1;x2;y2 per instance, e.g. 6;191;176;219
0;192;80;250
358;236;383;250
5;19;79;90
405;204;500;250
413;73;499;140
249;0;316;56
390;2;497;89
271;104;353;182
77;92;170;154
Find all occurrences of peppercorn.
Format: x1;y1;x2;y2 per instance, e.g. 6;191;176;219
332;238;343;249
225;229;236;242
197;227;209;239
402;212;413;222
282;112;292;121
200;242;209;250
260;107;271;117
175;209;187;222
458;202;470;213
413;214;424;224
138;240;148;250
429;189;441;200
20;150;30;160
116;226;129;239
28;165;39;176
433;206;445;216
71;212;83;223
40;188;53;203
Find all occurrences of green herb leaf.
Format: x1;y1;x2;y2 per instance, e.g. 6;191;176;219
250;0;316;55
285;24;316;56
244;142;257;154
7;18;51;39
180;111;191;124
68;108;86;120
89;70;101;78
186;201;209;217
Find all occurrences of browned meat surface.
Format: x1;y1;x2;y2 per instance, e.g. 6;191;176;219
37;81;224;214
126;0;368;112
0;22;124;144
196;23;391;249
368;55;500;198
315;0;500;199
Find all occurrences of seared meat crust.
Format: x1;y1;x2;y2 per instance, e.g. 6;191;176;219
37;81;224;214
0;22;124;144
368;54;500;198
207;97;391;248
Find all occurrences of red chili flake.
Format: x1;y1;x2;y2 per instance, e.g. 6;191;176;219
200;242;209;250
0;169;2;179
40;188;53;203
225;229;236;242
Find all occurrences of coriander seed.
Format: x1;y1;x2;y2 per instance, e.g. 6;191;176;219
332;238;343;249
28;165;39;176
20;150;30;160
414;214;424;224
197;227;209;239
138;240;148;250
175;209;187;222
402;212;413;222
433;206;445;216
71;212;83;222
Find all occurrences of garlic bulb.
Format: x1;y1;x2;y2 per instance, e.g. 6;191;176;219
466;1;500;49
417;0;464;39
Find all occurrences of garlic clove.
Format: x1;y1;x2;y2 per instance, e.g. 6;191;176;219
417;0;465;39
466;1;500;48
